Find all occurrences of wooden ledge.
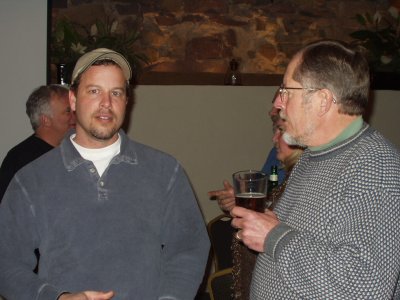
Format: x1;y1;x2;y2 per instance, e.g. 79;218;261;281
137;71;283;86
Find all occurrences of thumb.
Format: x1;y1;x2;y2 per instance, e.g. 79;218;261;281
223;180;233;189
84;290;115;299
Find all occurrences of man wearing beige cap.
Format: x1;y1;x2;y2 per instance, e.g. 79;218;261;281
0;48;210;300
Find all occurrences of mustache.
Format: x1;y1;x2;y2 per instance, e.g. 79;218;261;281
95;108;115;116
279;110;287;121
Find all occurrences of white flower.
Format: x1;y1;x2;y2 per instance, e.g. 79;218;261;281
71;43;87;54
55;30;64;43
381;55;393;64
90;24;98;36
111;20;118;33
373;11;382;24
389;6;399;19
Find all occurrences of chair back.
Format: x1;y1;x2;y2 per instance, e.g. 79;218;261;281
208;268;233;300
207;214;234;271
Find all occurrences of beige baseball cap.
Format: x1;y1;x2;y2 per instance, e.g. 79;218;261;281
71;48;132;84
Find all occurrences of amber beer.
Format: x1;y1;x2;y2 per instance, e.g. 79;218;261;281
232;170;267;212
235;192;267;212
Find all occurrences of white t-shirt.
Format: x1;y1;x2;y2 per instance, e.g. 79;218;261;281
70;134;121;177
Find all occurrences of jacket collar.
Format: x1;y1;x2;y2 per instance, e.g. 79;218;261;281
61;129;138;171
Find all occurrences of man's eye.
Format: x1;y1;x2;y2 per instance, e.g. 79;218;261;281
112;91;123;97
89;89;99;94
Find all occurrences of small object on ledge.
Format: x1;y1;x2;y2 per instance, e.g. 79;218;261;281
224;59;242;86
56;63;70;86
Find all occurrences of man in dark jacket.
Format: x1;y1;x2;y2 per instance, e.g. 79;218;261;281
0;84;75;201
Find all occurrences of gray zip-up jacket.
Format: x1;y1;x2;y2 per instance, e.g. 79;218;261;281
0;130;210;300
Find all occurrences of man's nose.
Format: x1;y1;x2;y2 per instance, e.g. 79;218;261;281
274;94;284;110
100;94;112;108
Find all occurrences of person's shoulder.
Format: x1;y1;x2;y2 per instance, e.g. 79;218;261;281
262;147;280;172
354;126;400;164
126;138;179;164
8;134;52;154
124;139;185;178
360;127;400;156
1;135;52;168
4;135;35;155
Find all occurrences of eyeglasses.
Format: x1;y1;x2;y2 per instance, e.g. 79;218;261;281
278;84;321;103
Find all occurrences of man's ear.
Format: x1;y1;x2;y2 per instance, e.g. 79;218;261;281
69;90;77;112
318;89;334;116
40;114;51;127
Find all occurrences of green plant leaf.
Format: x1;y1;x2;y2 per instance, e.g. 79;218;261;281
355;14;367;26
51;15;149;76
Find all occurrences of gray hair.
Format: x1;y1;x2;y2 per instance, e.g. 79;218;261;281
293;40;370;115
26;85;69;130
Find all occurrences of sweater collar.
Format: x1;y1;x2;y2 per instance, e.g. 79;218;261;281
61;129;137;171
309;116;363;152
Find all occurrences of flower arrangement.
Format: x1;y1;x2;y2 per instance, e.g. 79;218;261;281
349;6;400;73
50;17;149;84
51;19;86;65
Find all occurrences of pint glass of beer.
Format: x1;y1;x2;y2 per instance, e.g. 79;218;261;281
232;170;267;212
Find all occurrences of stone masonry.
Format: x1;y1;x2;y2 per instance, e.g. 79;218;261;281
51;0;390;84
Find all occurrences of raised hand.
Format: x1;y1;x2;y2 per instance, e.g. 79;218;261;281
208;180;236;213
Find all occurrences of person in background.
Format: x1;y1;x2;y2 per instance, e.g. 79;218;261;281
0;48;210;300
260;147;284;182
232;40;400;299
208;113;303;300
260;105;287;185
207;112;302;213
210;102;286;214
0;84;75;201
268;117;304;210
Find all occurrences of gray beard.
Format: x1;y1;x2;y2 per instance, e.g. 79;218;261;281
282;132;307;148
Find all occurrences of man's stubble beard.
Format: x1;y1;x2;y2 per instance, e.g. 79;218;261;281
87;113;121;141
280;111;307;148
89;126;119;141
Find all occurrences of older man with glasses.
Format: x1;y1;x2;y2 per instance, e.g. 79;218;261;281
231;40;400;299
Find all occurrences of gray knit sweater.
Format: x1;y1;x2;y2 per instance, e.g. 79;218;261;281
251;124;400;299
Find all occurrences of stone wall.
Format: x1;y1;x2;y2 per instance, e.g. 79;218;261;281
51;0;390;84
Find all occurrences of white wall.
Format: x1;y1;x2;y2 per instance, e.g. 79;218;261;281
130;86;274;221
130;86;400;222
368;90;400;148
0;0;47;162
